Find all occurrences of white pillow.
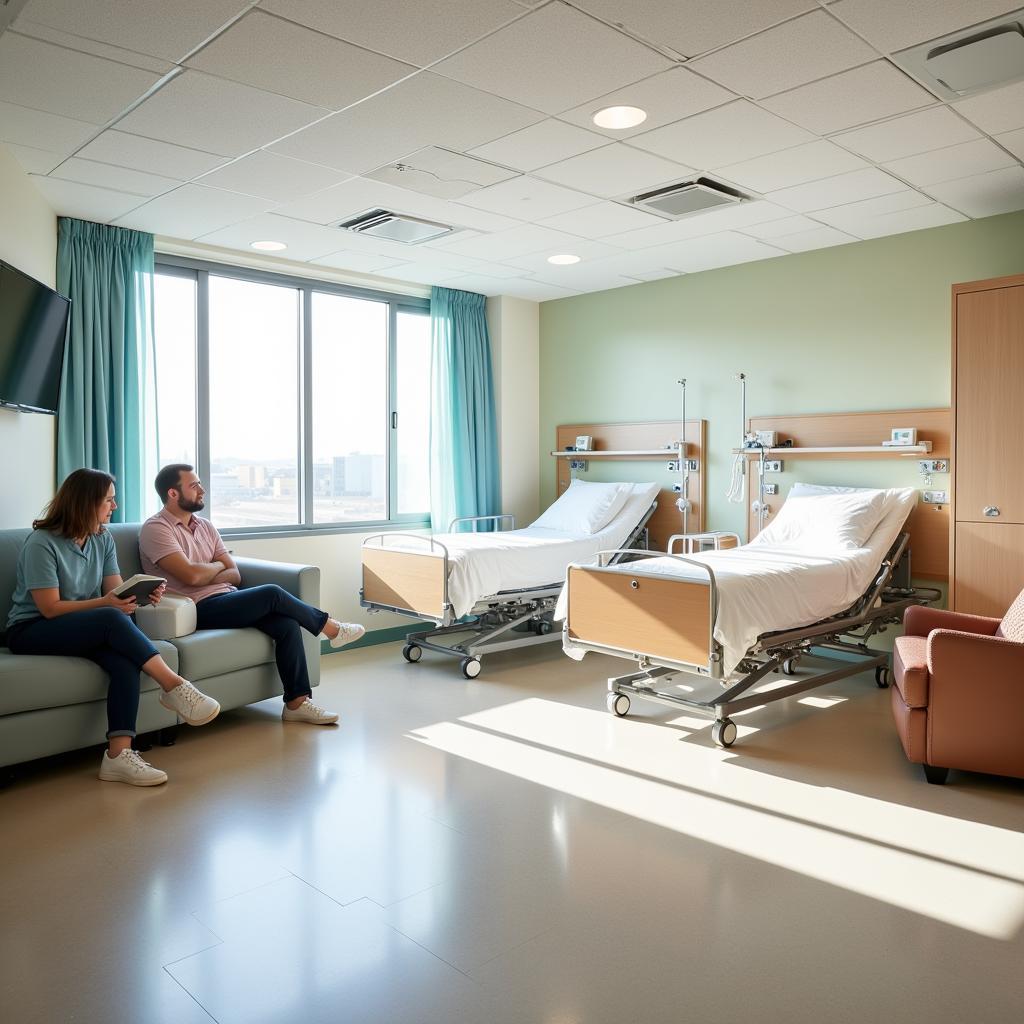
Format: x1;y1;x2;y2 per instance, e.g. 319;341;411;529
531;480;631;535
751;487;888;551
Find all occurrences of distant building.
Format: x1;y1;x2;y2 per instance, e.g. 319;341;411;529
272;475;297;498
235;465;265;489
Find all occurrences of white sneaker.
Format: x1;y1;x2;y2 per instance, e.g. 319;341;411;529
159;680;220;726
325;620;366;649
282;698;339;725
98;748;168;787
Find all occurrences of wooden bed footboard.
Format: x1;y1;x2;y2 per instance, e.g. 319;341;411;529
362;547;447;619
566;565;713;667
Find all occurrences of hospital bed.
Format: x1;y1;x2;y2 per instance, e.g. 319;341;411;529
561;486;941;746
361;481;661;678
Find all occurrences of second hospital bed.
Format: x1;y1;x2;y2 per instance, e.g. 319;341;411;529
560;485;941;746
361;481;662;677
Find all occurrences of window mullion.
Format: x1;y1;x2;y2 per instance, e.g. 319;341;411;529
301;287;313;526
196;270;211;519
387;301;398;522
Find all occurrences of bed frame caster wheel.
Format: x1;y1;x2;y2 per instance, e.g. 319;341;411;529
535;619;553;635
875;665;890;688
781;657;797;676
461;657;482;679
402;643;422;663
712;719;738;748
607;692;630;717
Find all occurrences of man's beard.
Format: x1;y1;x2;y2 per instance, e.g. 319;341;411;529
177;495;204;513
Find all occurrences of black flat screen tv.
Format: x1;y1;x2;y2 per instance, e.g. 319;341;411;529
0;258;71;414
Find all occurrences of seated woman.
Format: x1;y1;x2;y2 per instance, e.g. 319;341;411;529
5;468;220;787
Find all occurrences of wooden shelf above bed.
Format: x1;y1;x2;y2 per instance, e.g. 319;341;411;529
550;447;685;458
731;443;933;457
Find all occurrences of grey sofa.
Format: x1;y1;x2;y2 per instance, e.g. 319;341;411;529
0;523;321;768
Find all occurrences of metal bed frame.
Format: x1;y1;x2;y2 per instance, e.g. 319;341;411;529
564;531;941;747
361;504;657;679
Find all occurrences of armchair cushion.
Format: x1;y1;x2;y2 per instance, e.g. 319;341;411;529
903;604;1000;638
996;589;1024;641
893;635;929;707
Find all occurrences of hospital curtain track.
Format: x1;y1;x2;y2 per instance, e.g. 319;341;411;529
428;286;500;532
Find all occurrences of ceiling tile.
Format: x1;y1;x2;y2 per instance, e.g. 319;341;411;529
535;144;693;199
186;10;416;111
113;184;275;239
884;138;1017;188
766;167;910;212
48;157;179;197
717;140;867;194
557;67;735;139
489;278;577;301
366;148;517;199
762;62;935;134
262;0;525;66
12;20;174;75
116;71;330;159
772;225;858;252
503;238;624;272
195;213;350;260
469;120;607;172
28;175;145;220
846;202;968;239
76;130;228;180
831;106;982;162
529;266;639;293
828;0;1022;53
604;200;793;248
388;264;467;285
925;165;1024;218
197;151;350;202
629;100;814;169
626;268;682;282
4;142;63;174
431;274;516;297
433;223;588;261
434;3;671;114
569;0;818;58
954;80;1024;135
739;213;824;238
275;176;522;233
268;73;542;174
539;201;667;238
17;0;250;63
0;100;97;154
310;252;409;274
0;32;161;125
646;231;786;273
458;176;595;219
998;127;1024;160
690;10;877;99
812;189;934;228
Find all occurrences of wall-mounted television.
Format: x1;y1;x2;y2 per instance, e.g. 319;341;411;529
0;258;71;415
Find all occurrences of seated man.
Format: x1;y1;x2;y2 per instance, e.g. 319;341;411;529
139;464;364;726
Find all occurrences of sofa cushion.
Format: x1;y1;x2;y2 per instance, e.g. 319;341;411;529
0;639;177;715
893;634;929;708
170;628;275;682
996;589;1024;642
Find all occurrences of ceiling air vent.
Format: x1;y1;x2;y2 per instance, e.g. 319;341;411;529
336;208;453;244
628;178;746;219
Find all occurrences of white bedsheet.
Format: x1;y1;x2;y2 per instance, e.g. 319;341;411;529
377;492;658;618
560;488;916;676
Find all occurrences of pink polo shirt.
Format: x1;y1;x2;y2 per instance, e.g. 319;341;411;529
139;508;236;602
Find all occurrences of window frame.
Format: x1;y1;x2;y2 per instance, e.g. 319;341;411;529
155;254;431;539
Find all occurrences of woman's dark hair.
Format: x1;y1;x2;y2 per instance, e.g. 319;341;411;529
33;468;116;539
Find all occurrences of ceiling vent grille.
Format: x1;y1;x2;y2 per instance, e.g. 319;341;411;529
336;208;454;244
628;178;746;219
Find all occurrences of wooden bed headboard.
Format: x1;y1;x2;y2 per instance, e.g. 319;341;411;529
555;419;707;551
742;407;951;581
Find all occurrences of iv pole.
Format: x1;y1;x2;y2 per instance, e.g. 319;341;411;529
675;378;691;533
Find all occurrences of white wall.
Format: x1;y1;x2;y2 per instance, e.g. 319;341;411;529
0;146;57;528
487;295;540;527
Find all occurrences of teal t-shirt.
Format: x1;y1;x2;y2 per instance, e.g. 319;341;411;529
6;529;119;629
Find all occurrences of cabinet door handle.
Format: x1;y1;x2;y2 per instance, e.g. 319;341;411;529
983;506;1000;517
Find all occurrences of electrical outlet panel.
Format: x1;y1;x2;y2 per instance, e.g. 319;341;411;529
667;460;678;472
672;483;682;493
686;459;699;472
918;460;949;473
922;490;948;504
762;460;783;473
763;483;778;495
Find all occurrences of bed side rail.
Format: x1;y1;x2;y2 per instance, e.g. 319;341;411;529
360;533;452;622
448;514;516;533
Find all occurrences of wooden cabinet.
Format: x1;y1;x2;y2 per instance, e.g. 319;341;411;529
951;274;1024;613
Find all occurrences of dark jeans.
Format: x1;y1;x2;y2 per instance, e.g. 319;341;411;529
195;585;328;703
8;609;160;739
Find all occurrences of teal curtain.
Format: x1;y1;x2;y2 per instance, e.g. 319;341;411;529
56;219;158;522
429;286;500;532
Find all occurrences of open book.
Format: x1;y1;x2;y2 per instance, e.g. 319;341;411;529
110;574;165;605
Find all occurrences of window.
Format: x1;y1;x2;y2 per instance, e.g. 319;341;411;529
153;258;430;534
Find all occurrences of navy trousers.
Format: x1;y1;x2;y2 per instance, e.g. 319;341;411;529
8;609;160;738
195;585;328;702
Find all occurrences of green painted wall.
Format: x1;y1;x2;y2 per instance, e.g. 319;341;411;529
540;211;1024;538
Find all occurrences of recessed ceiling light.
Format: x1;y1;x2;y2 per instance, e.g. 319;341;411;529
592;105;647;130
250;240;287;251
547;254;581;265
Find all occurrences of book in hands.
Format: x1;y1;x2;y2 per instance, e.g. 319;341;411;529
110;574;165;605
